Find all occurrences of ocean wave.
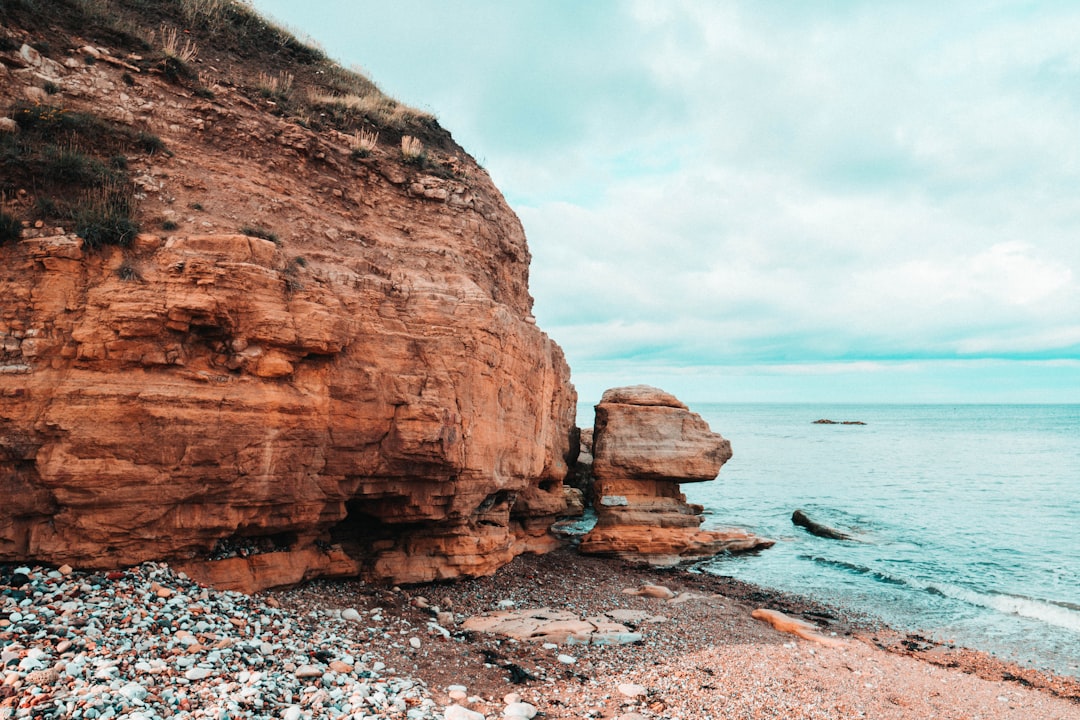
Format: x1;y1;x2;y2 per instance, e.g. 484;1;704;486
803;556;908;585
805;555;1080;633
926;583;1080;633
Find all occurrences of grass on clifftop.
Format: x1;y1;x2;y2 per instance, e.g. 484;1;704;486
0;0;436;136
1;0;452;248
0;103;150;247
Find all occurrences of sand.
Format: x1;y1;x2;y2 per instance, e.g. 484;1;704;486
275;546;1080;720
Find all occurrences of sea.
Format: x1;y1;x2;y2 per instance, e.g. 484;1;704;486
581;402;1080;679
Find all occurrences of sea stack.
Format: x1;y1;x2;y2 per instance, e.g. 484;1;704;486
578;385;773;564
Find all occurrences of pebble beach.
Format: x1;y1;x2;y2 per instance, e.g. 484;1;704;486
3;548;1078;719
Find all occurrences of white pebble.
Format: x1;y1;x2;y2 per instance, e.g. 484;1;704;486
341;608;362;622
617;683;648;699
444;705;485;720
557;654;576;665
282;705;302;720
504;701;537;718
184;667;211;681
409;637;421;649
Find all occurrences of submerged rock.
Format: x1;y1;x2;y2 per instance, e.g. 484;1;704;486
792;509;854;541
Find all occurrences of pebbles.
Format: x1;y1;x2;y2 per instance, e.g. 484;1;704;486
0;563;440;719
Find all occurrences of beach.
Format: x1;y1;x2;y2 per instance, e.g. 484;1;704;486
3;548;1079;719
277;546;1079;720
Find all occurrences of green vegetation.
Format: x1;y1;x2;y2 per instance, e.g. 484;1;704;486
0;103;155;251
239;225;279;245
75;183;139;249
0;211;21;245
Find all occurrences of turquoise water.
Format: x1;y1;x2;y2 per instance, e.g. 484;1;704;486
581;403;1080;678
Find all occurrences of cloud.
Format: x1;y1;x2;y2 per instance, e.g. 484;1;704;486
251;0;1080;400
520;1;1080;375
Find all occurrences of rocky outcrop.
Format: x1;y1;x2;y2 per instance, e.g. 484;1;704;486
0;10;576;590
579;386;772;564
0;228;575;589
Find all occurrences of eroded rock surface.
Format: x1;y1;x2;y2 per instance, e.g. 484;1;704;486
579;386;772;564
0;227;575;588
0;19;576;590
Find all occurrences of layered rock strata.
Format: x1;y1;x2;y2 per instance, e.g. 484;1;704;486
578;386;773;564
0;20;576;590
0;229;575;590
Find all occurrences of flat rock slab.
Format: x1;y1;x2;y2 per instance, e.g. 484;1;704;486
604;608;669;624
461;607;645;645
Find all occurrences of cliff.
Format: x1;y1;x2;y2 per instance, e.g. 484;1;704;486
0;0;577;590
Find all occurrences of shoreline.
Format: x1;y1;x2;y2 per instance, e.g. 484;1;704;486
2;549;1078;719
277;546;1079;718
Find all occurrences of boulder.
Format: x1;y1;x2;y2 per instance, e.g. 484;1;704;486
579;386;772;563
591;385;731;482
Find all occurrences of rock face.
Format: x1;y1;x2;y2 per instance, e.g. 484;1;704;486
0;10;576;590
579;386;772;564
0;228;575;589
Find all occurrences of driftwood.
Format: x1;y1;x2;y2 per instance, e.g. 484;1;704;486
792;509;853;541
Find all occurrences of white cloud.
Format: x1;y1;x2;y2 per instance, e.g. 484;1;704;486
250;0;1080;400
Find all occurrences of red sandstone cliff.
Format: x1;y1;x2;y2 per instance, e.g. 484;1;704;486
0;1;576;589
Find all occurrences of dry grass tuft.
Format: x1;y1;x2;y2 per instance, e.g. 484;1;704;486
179;0;231;32
159;24;198;63
400;135;424;162
256;70;294;99
307;64;434;131
350;128;378;156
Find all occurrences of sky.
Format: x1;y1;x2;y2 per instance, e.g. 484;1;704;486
251;0;1080;404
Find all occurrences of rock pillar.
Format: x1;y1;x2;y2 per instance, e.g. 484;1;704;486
578;386;773;564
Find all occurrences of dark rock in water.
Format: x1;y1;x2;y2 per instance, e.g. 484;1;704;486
813;419;867;425
792;509;853;541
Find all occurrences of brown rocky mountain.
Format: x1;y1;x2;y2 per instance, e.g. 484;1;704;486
0;0;576;590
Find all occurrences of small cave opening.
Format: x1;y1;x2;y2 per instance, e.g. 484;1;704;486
328;500;429;559
476;490;515;528
477;489;513;513
208;531;297;560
